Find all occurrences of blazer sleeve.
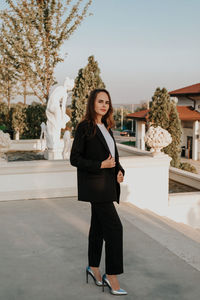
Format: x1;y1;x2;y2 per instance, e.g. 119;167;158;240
115;143;125;176
70;123;102;173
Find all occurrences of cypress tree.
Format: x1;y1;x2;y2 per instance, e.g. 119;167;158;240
148;87;182;167
148;87;171;129
164;100;182;167
71;55;105;136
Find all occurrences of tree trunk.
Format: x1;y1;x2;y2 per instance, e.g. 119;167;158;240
7;79;11;110
23;76;27;105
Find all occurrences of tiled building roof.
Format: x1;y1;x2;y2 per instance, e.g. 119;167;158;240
127;106;200;121
126;109;149;120
169;83;200;95
176;106;200;121
126;109;148;120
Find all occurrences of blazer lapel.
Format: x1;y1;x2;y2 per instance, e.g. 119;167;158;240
96;124;111;154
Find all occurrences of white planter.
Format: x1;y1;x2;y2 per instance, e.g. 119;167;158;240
144;126;172;154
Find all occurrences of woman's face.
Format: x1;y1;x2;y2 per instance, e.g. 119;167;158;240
94;92;110;118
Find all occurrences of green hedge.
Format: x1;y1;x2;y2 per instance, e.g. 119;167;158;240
22;103;47;139
0;124;7;131
0;102;47;139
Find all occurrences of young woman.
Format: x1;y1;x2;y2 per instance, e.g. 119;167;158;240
70;89;127;296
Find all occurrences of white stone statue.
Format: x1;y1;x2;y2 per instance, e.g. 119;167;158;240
62;127;71;160
144;126;172;156
46;77;74;150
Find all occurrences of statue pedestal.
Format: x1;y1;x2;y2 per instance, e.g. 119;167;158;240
44;149;63;160
44;139;66;160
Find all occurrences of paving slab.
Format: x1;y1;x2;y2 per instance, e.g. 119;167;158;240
0;197;200;300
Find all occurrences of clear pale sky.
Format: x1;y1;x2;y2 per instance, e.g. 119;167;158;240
1;0;200;104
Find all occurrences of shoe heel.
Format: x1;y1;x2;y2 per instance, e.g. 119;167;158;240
102;280;105;292
102;275;107;292
86;266;103;286
86;269;88;283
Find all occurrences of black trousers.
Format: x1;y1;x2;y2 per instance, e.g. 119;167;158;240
88;201;123;275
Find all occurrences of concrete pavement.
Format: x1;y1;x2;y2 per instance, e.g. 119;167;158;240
0;197;200;300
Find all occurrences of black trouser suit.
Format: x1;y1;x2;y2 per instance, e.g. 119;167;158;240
70;120;125;275
88;201;123;275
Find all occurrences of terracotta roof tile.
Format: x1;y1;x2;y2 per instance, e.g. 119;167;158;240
169;83;200;95
126;109;149;119
176;106;200;121
126;106;200;121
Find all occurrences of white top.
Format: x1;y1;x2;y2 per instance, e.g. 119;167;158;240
97;123;115;158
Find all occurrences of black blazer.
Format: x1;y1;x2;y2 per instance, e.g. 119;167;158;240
70;120;125;204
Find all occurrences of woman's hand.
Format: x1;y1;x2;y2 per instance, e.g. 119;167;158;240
101;154;116;168
117;170;124;183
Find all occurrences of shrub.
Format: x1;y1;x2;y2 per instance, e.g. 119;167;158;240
22;103;47;139
178;162;198;174
10;103;28;138
0;102;10;129
0;125;7;131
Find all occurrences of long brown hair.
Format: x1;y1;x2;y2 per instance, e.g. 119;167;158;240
80;89;115;137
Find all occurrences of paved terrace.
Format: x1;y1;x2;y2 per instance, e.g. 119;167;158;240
0;197;200;300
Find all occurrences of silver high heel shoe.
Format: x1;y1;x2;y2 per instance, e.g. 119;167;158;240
102;274;128;295
86;266;103;286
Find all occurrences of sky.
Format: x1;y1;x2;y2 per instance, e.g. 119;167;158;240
1;0;200;105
